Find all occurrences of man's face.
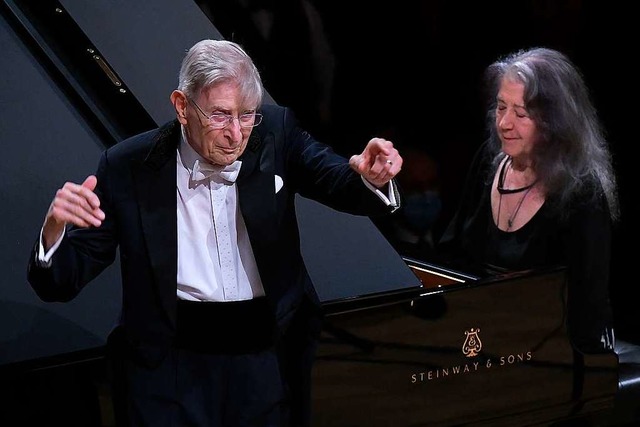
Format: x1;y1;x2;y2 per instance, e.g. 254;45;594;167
173;81;256;166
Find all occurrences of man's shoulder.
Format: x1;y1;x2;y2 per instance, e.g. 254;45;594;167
259;102;286;119
258;103;302;135
108;128;158;156
107;120;179;160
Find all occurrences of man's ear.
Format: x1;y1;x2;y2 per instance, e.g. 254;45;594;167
170;90;188;124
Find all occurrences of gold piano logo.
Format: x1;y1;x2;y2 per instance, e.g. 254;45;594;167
462;328;482;357
410;327;533;384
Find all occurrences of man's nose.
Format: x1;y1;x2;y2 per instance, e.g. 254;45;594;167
227;117;244;138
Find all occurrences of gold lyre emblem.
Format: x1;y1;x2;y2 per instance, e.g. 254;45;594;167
462;328;482;357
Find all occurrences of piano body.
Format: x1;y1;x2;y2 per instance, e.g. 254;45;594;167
312;261;621;426
1;1;639;426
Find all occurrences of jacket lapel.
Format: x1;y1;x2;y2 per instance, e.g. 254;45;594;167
238;129;277;272
133;121;179;326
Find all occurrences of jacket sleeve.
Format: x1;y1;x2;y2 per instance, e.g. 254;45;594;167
275;105;397;216
27;151;119;302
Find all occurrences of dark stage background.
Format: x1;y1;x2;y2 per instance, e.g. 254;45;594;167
0;0;636;363
195;0;638;341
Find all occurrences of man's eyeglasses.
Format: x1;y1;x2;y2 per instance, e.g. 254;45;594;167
189;98;263;129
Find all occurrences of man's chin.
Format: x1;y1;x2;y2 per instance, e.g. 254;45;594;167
211;153;241;166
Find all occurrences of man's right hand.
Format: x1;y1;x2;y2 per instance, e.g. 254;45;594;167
42;175;105;251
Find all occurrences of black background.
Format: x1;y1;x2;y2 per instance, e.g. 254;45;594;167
197;0;638;341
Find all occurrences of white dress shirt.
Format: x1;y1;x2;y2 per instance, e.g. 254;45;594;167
176;134;264;302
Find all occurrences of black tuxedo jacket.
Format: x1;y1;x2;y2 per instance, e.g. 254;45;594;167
28;104;396;365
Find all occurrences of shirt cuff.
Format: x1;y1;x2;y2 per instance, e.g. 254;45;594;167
361;176;400;213
36;227;65;268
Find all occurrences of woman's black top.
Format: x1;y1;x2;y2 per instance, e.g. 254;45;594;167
437;142;614;353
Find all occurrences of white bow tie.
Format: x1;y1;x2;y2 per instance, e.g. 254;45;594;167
191;159;242;183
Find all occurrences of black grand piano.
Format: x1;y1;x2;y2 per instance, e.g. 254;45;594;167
1;1;639;426
312;260;624;427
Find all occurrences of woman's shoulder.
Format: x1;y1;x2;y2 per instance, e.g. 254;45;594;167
464;140;499;185
572;175;607;206
551;176;610;222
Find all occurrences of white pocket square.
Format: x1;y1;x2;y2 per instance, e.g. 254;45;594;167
275;175;283;193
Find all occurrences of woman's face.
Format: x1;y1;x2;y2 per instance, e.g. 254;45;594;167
495;77;538;161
